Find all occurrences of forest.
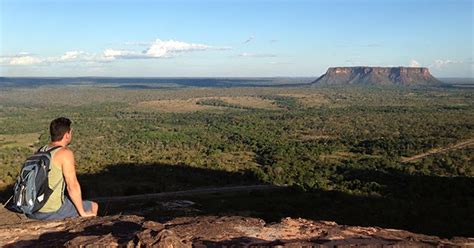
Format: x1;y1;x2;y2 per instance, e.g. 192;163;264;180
0;84;472;237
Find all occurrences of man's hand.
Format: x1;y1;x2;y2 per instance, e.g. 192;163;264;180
80;210;97;217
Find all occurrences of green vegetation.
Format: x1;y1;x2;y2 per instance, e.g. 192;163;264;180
196;98;249;109
0;85;472;237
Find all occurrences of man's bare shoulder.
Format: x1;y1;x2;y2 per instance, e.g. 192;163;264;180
54;147;74;160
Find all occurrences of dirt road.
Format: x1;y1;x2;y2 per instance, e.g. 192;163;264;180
401;138;474;163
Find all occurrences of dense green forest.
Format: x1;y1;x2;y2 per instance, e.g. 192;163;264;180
0;85;472;237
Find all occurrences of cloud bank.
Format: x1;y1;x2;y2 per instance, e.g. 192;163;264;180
1;38;228;66
432;59;463;69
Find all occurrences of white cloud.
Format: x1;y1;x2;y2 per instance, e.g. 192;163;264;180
58;51;85;61
1;51;94;65
9;55;44;65
409;59;421;67
102;39;217;59
239;52;276;58
0;57;8;64
425;59;471;76
103;49;123;58
102;49;141;59
1;38;230;66
432;59;461;69
57;51;116;64
145;39;212;58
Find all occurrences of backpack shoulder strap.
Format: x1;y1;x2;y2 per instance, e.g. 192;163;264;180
37;145;62;153
37;145;47;153
46;146;62;153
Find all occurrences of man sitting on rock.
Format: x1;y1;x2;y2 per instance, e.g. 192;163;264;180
28;117;98;220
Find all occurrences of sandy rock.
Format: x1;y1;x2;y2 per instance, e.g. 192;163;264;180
133;229;190;248
0;206;472;247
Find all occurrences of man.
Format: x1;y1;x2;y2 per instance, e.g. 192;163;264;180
28;117;98;220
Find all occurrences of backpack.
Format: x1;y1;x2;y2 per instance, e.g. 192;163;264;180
9;146;62;215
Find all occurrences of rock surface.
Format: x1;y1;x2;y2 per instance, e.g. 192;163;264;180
312;67;441;86
0;207;472;247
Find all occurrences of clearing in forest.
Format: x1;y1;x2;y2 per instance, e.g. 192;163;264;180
0;133;39;149
136;96;279;112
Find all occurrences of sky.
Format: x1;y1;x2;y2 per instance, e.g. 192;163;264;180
0;0;472;77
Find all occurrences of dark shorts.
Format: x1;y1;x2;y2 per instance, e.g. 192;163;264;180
28;197;93;220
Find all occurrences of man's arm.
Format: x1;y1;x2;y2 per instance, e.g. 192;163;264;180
60;148;95;217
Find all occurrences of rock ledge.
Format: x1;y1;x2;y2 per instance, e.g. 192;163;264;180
0;213;472;247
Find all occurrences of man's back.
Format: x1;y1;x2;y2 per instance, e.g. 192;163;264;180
37;145;65;213
26;117;98;220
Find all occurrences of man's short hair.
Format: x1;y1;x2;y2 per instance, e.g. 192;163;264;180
50;117;72;142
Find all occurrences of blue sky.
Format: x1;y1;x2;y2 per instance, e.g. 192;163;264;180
1;0;472;77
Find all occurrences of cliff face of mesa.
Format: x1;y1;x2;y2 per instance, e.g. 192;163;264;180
312;67;442;86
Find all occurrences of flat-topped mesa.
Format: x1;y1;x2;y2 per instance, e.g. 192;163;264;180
312;66;441;86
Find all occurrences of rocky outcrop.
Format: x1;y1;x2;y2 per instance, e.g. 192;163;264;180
312;67;441;86
0;210;472;247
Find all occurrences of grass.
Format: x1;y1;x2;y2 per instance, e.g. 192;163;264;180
277;93;331;107
135;96;279;112
0;133;40;149
135;99;222;113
